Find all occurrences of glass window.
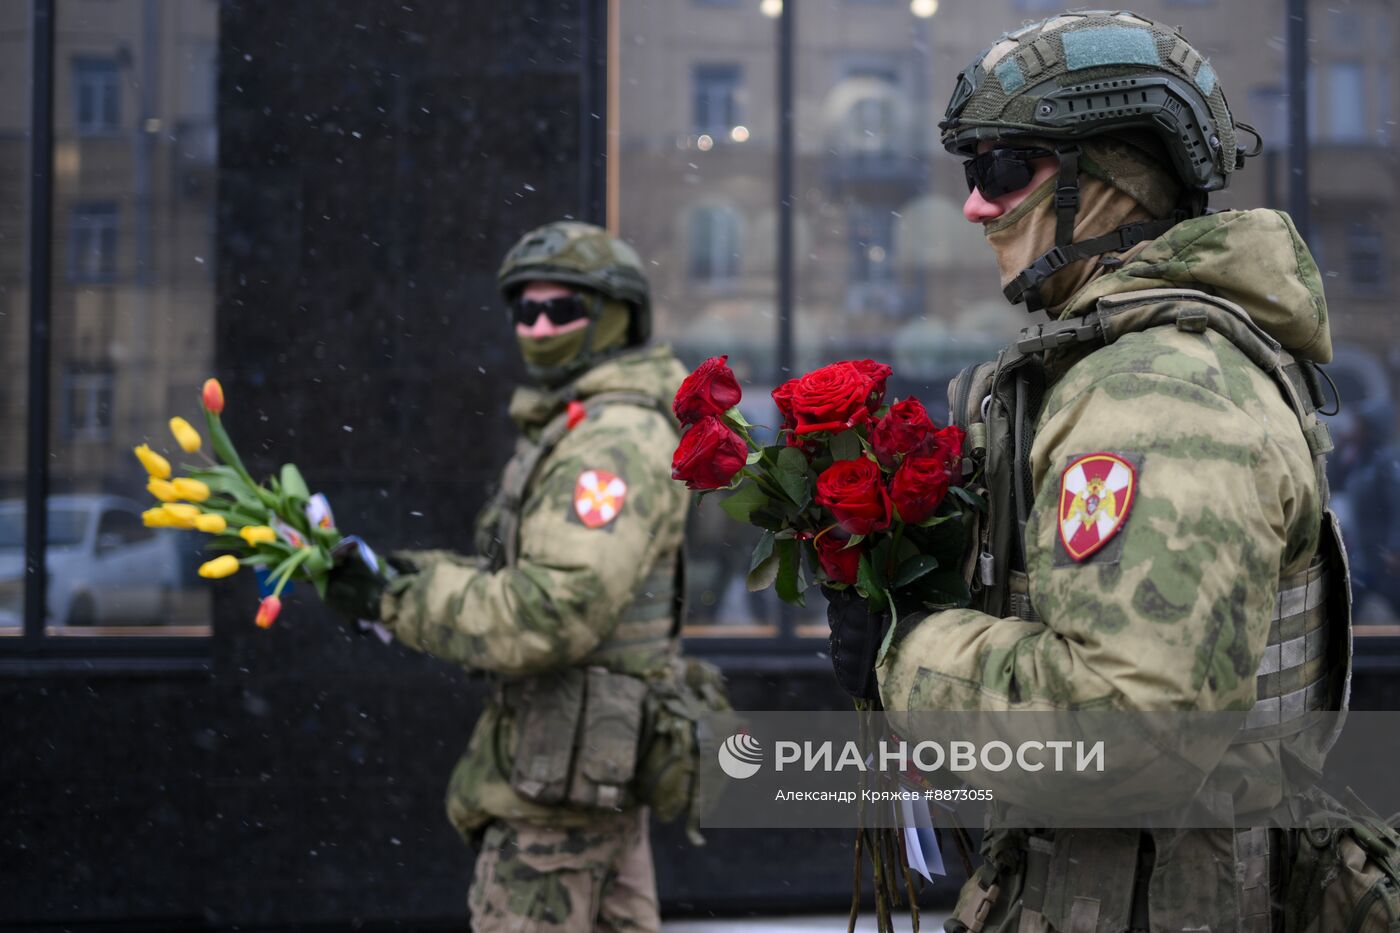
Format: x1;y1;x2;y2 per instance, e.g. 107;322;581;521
1347;223;1386;294
0;8;27;637
1325;62;1368;142
692;63;743;139
66;202;119;282
620;0;779;637
62;367;114;441
40;0;219;638
620;0;1400;641
72;56;121;135
689;204;743;283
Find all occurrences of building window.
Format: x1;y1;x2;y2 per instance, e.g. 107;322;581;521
689;205;742;283
1325;62;1368;142
72;57;121;135
1248;86;1287;150
68;203;119;283
850;208;895;286
1347;223;1386;294
62;369;114;442
692;64;742;139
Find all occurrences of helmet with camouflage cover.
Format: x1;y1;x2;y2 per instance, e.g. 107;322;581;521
942;11;1261;310
498;221;652;344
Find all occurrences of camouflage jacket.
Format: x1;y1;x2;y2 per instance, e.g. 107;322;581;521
379;344;690;831
881;210;1339;931
882;208;1331;717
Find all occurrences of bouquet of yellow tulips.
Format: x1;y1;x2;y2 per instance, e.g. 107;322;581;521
134;378;340;629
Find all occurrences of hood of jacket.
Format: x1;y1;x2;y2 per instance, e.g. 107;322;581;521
1060;208;1333;363
508;343;689;432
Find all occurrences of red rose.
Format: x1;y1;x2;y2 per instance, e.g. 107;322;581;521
848;359;893;408
815;457;892;535
918;424;967;475
671;416;747;490
674;355;743;425
870;397;934;465
790;362;883;435
815;531;863;585
891;455;952;524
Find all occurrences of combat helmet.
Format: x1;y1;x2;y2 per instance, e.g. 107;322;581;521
498;221;652;344
942;11;1260;310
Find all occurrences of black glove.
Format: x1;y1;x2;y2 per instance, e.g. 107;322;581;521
325;547;391;622
823;586;891;702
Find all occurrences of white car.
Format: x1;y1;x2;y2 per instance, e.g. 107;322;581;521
0;495;185;627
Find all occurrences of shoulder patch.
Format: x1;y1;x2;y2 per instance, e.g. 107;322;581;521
573;469;627;529
1058;453;1136;562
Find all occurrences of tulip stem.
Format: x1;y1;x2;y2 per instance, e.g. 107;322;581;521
270;547;314;597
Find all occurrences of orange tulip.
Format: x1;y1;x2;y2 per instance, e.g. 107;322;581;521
202;378;225;415
254;595;282;629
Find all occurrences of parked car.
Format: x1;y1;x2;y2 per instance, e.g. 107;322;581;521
0;495;184;627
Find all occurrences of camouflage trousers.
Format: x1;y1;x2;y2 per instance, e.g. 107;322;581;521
468;807;659;933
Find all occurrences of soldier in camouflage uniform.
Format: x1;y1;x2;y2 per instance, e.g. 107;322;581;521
826;11;1399;932
328;221;691;932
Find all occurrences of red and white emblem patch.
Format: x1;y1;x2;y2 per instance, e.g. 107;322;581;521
1058;453;1136;562
574;469;627;529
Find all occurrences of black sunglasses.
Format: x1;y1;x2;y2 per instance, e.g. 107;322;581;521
511;294;591;328
963;147;1056;200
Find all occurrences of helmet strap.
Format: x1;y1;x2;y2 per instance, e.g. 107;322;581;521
1053;144;1082;249
1004;215;1183;310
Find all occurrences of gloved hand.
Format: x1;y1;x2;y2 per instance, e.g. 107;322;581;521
325;552;388;623
823;587;891;702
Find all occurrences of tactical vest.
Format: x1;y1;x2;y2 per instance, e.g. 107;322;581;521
478;390;685;677
945;288;1356;933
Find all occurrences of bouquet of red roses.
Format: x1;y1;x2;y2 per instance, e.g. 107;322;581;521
669;355;978;621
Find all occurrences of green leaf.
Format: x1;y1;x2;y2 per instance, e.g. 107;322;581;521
829;430;861;462
746;532;779;592
724;407;754;429
312;572;330;600
237;553;279;568
775;538;805;607
891;555;939;589
951;485;988;511
774;446;812;508
745;450;764;465
720;482;770;524
856;555;888;612
301;548;330;577
280;464;310;502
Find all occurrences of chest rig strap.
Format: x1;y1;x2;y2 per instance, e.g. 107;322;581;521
494;390;671;569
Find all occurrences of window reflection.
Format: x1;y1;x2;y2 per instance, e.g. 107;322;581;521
621;0;1400;635
44;0;219;636
0;6;27;636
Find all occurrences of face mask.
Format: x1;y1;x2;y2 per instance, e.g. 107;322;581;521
984;173;1153;313
516;299;633;383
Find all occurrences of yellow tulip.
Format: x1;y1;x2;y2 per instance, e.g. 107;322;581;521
169;417;202;454
172;477;211;502
161;503;201;529
147;478;179;502
239;525;278;546
197;555;241;579
194;513;227;534
142;508;175;528
134;443;171;479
